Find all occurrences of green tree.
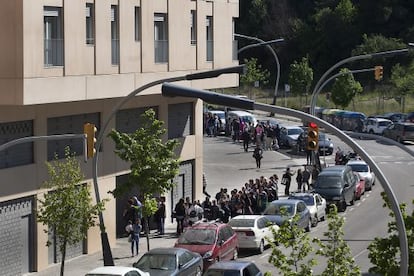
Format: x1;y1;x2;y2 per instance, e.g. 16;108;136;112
240;58;270;89
267;211;316;276
108;108;180;251
331;68;363;108
313;205;360;276
288;56;314;105
391;62;414;112
37;147;105;276
368;192;414;275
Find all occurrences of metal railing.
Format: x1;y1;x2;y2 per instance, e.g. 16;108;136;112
155;40;168;63
44;39;64;67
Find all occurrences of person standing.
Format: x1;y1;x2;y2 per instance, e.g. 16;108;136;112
281;167;295;196
155;199;166;235
174;198;186;235
241;128;250;152
302;167;311;191
126;219;141;257
253;145;263;169
296;169;303;192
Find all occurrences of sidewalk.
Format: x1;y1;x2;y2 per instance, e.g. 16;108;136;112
26;226;178;276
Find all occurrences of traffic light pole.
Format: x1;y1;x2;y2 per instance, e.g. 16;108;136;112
91;65;245;266
161;83;409;276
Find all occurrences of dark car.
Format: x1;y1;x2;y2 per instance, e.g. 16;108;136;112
133;247;203;276
383;122;414;143
263;199;311;232
203;260;263;276
314;165;357;212
174;221;239;270
379;112;407;123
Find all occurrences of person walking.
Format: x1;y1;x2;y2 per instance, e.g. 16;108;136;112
154;199;166;235
252;145;263;169
241;128;250;152
302;166;311;191
126;219;141;257
281;167;295;196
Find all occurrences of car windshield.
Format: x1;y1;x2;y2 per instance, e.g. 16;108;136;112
240;116;252;123
228;219;255;227
318;133;326;140
289;195;314;206
177;229;216;245
264;204;294;216
378;121;391;127
204;269;240;276
288;128;302;135
316;176;342;188
348;164;368;172
135;254;176;271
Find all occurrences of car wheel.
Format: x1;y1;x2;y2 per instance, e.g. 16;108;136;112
232;248;238;260
339;201;347;212
350;194;355;205
305;219;311;232
195;267;202;276
312;215;318;227
397;136;402;143
258;239;265;254
320;213;325;221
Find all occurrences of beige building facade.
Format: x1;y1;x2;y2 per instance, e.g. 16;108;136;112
0;0;239;274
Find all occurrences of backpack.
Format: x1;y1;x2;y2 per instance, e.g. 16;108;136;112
189;210;197;218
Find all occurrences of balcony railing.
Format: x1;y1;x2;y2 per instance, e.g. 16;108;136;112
155;40;168;63
207;40;213;61
232;40;238;61
44;39;64;67
111;39;120;65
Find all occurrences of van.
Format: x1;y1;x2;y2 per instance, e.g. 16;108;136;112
314;165;356;212
227;110;257;127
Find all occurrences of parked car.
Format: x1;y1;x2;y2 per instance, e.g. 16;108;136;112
263;199;311;232
353;172;366;200
406;112;414;123
288;192;326;227
228;215;278;254
297;130;334;155
363;117;393;135
133;247;203;276
383;122;414;143
379;112;407;123
227;110;257;127
174;221;239;269
85;266;149;276
314;165;357;212
279;126;304;148
203;260;263;276
346;159;375;190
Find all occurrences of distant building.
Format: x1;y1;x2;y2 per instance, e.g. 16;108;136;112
0;0;239;274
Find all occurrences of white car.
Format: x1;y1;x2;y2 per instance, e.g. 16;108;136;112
346;159;375;190
363;117;393;135
85;266;150;276
228;215;278;254
288;192;326;227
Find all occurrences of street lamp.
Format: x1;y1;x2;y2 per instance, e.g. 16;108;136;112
92;65;245;266
235;34;284;106
309;48;409;116
162;82;409;276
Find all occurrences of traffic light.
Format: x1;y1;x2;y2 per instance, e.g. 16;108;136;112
84;123;97;159
374;66;383;81
307;122;319;151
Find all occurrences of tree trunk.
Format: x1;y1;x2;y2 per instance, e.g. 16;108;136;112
145;216;150;252
60;239;67;276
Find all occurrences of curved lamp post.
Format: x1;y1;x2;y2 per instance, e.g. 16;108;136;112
92;65;245;265
162;82;409;276
310;48;409;116
235;34;283;105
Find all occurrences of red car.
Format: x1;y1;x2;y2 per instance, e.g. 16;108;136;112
174;221;239;270
353;172;366;200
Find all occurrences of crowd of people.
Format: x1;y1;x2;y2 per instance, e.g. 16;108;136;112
172;165;318;235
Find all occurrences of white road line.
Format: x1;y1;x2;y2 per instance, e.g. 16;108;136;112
354;248;368;259
260;253;270;259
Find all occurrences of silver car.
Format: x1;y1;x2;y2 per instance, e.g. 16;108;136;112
279;126;304;148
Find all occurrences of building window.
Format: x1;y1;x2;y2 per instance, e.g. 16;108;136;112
190;10;197;45
86;3;95;45
44;6;64;67
206;16;213;62
111;5;119;65
154;13;168;63
232;18;238;60
135;7;141;41
168;103;194;139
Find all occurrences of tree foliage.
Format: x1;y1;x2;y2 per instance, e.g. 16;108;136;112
288;56;314;97
313;205;360;276
367;192;414;275
37;147;105;276
267;211;316;276
240;58;270;88
108;108;180;250
331;68;363;108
